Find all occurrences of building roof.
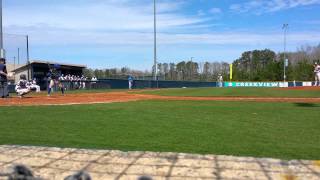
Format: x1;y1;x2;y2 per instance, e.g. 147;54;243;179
12;60;87;72
30;60;86;68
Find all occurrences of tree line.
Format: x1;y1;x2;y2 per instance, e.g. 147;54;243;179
84;44;320;82
233;44;320;81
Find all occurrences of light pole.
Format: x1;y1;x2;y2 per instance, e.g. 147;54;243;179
0;0;5;58
13;56;15;80
17;48;20;64
282;23;288;82
153;0;157;81
26;35;30;80
13;56;15;68
249;52;252;81
190;57;194;80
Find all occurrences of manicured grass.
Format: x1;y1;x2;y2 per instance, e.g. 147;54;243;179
9;88;127;97
1;100;320;160
139;87;320;97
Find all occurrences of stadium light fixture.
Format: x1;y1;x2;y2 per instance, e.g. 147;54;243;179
282;23;289;82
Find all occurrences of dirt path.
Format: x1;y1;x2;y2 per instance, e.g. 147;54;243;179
1;91;320;106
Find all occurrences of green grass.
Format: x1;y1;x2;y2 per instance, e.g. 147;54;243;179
1;100;319;160
139;87;320;98
9;88;127;97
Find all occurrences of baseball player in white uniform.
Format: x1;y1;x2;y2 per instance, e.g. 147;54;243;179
15;74;36;97
29;78;41;93
314;62;320;86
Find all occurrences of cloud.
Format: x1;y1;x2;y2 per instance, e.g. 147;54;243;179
197;10;206;16
7;0;319;47
209;8;222;14
3;0;320;69
6;23;320;48
4;0;207;32
302;20;320;24
230;0;320;14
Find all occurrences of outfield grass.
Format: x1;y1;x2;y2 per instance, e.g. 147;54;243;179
139;87;320;97
1;100;319;160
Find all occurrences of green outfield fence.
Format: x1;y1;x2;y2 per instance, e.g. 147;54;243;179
58;79;310;90
57;79;218;91
6;79;315;93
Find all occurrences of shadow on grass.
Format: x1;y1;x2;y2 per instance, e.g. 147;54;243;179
294;103;320;108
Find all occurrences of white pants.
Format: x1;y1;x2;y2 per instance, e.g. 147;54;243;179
30;84;40;92
315;73;320;86
16;88;31;96
49;80;55;88
129;81;133;89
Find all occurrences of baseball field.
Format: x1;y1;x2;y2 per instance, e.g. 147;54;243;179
0;87;320;160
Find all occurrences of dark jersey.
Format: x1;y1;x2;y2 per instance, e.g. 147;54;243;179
0;64;7;82
47;69;61;80
18;80;28;89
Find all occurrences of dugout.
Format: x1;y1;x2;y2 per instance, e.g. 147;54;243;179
13;60;86;90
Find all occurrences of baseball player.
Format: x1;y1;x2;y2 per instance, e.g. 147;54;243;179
314;62;320;86
0;58;8;98
128;75;134;89
15;74;34;98
29;78;41;93
217;74;223;87
47;64;65;96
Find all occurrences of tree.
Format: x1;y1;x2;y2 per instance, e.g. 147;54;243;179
83;68;94;79
163;63;169;80
176;61;186;80
121;67;129;74
232;49;277;81
202;62;211;81
169;63;176;80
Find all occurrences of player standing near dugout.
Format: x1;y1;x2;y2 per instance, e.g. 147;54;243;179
47;64;65;96
0;58;8;98
314;62;320;86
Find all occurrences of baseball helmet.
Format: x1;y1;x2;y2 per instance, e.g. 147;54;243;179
20;74;27;80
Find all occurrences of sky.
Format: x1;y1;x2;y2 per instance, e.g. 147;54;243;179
3;0;320;70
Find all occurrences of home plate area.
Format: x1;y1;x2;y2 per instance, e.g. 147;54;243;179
0;145;319;180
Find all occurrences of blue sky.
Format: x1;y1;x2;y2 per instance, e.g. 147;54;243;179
3;0;320;70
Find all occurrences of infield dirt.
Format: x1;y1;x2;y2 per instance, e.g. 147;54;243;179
1;89;320;106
